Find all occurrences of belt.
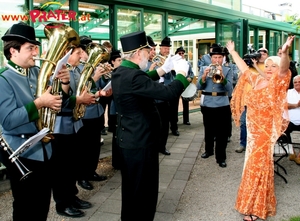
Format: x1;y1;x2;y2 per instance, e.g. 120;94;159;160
19;134;35;139
201;91;228;96
57;112;73;116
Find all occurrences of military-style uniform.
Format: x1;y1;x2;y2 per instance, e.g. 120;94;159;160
112;59;188;221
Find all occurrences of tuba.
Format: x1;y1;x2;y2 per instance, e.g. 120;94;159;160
207;63;224;83
152;55;166;66
73;42;110;121
36;23;80;142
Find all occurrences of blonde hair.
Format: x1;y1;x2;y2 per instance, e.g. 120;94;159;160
265;56;281;66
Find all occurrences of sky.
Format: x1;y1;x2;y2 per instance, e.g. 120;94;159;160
243;0;300;15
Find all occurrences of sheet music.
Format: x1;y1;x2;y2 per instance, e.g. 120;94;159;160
9;128;50;159
52;49;73;79
102;81;111;91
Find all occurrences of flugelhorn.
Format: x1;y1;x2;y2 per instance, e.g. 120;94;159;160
36;22;80;142
73;42;110;121
207;63;224;83
152;55;166;66
0;135;32;181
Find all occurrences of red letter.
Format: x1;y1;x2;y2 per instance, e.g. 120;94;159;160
68;10;76;21
29;10;40;22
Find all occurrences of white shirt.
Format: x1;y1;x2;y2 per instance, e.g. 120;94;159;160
287;88;300;125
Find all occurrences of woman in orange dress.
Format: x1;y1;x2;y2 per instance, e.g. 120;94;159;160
226;35;295;221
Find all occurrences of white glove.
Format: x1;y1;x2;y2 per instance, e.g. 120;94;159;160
174;59;189;77
161;54;181;73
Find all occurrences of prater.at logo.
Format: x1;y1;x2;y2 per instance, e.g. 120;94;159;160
1;1;91;24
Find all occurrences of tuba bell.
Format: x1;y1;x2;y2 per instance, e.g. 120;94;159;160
207;63;224;83
73;42;110;121
36;22;80;142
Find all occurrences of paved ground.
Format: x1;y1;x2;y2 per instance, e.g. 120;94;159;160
1;105;300;221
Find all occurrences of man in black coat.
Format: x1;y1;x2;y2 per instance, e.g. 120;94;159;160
111;31;189;221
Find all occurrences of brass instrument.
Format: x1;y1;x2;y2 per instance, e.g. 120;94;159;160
0;135;32;181
207;63;224;83
36;22;80;142
99;63;114;79
152;55;166;66
73;42;110;121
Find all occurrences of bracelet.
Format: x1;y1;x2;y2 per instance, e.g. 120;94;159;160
61;80;70;85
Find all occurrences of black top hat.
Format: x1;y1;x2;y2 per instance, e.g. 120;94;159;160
120;31;151;53
209;45;226;56
109;50;121;63
159;36;171;47
1;22;40;45
175;46;185;55
146;36;157;47
79;35;92;51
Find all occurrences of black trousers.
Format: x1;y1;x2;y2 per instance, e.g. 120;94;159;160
182;97;190;123
111;114;122;169
156;101;169;152
51;133;79;211
77;117;102;179
120;147;159;221
201;105;231;162
2;151;52;221
284;122;300;143
169;97;180;132
100;96;113;130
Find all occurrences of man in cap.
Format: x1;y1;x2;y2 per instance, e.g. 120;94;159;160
175;46;194;125
198;43;220;69
197;44;233;168
0;22;68;220
144;35;171;155
76;36;108;191
112;30;189;221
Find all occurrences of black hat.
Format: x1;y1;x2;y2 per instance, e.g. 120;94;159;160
159;36;171;47
147;36;157;47
79;35;92;51
209;45;226;56
120;31;151;53
1;22;40;45
175;46;185;55
109;50;121;63
210;43;221;48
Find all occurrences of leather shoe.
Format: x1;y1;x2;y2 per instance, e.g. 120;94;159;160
184;122;191;125
160;149;171;155
172;130;180;136
201;152;213;158
73;197;92;209
57;206;85;217
78;180;93;190
101;129;107;135
219;161;227;168
89;173;107;181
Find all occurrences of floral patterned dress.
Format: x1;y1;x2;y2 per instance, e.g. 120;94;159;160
230;70;290;219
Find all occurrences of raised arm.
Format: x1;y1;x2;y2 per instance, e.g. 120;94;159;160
279;35;295;78
226;41;248;74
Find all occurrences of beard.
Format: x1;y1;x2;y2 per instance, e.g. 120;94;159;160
138;53;148;70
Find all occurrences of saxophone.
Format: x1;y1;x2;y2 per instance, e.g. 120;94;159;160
73;42;110;120
36;22;80;142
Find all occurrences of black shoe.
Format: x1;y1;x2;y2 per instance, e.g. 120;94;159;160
57;206;85;217
201;152;213;158
73;197;92;209
89;173;107;181
184;122;191;125
160;149;171;155
101;129;107;135
219;161;227;168
78;180;93;190
172;130;180;136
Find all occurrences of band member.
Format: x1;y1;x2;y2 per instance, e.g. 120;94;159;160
0;22;67;221
112;30;189;221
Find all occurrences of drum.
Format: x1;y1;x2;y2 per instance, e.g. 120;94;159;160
181;83;198;101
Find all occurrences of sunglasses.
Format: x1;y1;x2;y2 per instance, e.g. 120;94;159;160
178;52;185;55
258;50;268;54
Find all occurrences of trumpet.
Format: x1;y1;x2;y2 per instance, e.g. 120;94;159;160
99;63;114;79
0;135;32;181
207;63;224;83
152;55;166;66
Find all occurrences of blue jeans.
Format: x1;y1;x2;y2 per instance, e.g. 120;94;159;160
240;107;247;148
